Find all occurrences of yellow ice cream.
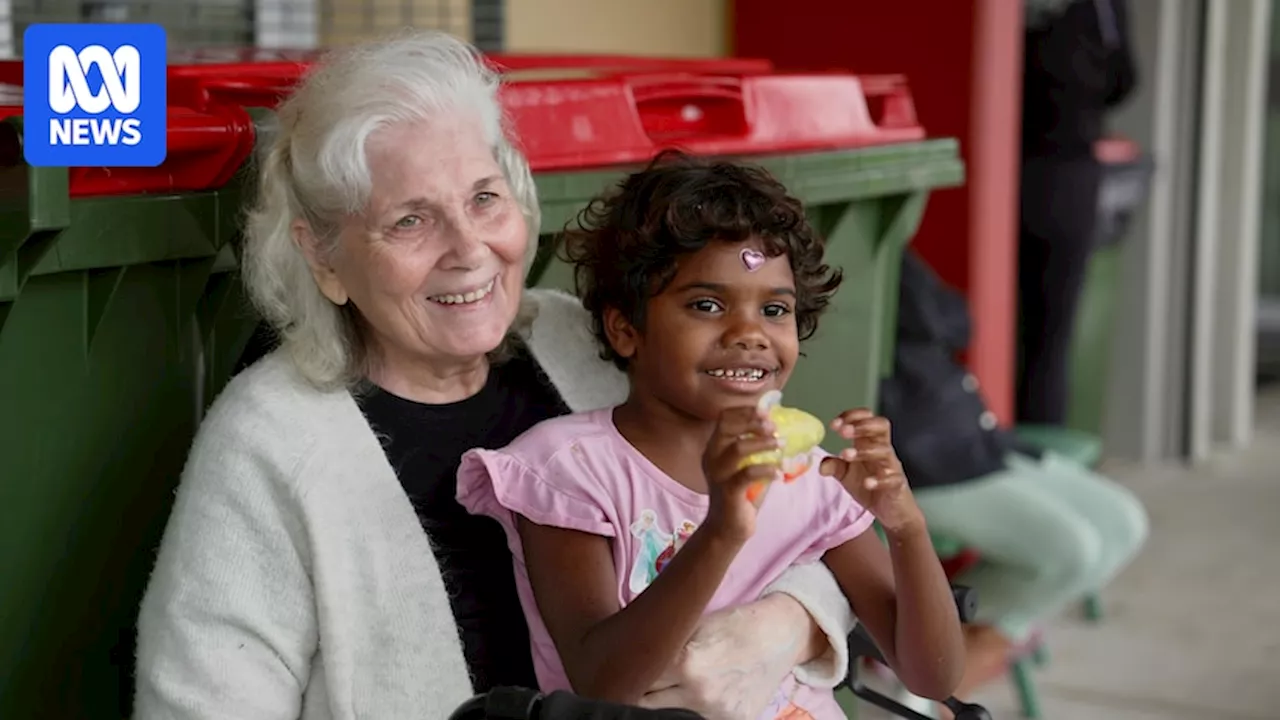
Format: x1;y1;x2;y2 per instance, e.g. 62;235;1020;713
740;405;826;472
738;391;825;500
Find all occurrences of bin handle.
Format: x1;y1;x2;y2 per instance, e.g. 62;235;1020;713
171;76;300;112
201;79;296;107
626;75;749;142
628;74;745;102
204;79;294;106
850;74;919;132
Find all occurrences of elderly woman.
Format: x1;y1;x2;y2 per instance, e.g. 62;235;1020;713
134;30;858;720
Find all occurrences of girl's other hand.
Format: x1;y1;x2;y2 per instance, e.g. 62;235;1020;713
819;409;925;537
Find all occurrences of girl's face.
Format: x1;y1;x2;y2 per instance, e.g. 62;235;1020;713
605;239;801;421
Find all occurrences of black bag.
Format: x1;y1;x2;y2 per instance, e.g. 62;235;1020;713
880;252;1035;490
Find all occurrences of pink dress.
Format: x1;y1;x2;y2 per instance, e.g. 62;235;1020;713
456;408;876;720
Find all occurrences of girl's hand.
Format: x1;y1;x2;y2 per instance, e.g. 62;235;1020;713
818;409;924;536
701;405;781;544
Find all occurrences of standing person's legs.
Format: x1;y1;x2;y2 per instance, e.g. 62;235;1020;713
1017;155;1104;425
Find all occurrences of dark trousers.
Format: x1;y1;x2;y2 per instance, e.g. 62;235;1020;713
1016;154;1103;426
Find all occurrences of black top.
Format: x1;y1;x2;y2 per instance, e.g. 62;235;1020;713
353;345;571;692
1022;0;1136;159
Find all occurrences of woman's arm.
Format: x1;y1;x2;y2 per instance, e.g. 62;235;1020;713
821;518;965;700
517;516;744;705
636;561;853;719
761;561;857;683
134;430;316;720
636;584;837;718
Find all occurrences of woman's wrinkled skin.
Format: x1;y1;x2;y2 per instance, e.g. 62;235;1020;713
641;594;822;719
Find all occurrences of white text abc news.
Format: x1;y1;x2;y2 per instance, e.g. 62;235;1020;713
47;44;144;147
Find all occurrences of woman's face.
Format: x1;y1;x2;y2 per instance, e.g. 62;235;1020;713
302;116;528;376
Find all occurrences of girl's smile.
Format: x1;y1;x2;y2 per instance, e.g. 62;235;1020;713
701;364;780;394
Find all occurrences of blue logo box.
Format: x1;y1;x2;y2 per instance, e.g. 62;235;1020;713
22;23;167;168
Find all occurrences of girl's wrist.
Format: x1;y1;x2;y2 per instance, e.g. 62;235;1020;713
694;515;751;554
880;507;928;543
701;504;753;546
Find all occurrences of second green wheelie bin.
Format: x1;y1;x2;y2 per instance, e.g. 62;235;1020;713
520;70;965;449
1065;141;1154;438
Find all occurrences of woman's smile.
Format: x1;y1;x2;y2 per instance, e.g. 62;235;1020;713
426;274;499;308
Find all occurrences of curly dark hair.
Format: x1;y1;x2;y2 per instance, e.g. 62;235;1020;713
558;150;844;370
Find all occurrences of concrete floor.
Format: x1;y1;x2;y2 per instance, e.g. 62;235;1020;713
859;385;1280;720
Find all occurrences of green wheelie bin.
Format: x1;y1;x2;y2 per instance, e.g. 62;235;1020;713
522;71;964;451
0;101;263;718
1065;141;1154;439
1015;141;1152;488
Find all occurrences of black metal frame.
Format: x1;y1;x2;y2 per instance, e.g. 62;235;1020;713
449;687;703;720
840;586;991;720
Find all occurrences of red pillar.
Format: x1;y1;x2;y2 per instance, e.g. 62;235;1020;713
733;0;1022;424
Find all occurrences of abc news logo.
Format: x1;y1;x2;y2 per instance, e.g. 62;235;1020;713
48;44;143;147
22;24;166;168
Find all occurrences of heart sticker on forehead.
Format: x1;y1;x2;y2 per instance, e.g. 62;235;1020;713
740;248;766;272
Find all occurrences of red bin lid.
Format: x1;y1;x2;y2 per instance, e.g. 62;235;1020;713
500;71;924;171
164;55;925;172
0;83;22;120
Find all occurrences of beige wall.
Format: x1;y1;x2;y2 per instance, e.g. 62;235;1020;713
505;0;727;57
320;0;471;47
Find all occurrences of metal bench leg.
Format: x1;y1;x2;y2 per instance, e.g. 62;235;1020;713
1010;659;1042;719
1083;592;1104;622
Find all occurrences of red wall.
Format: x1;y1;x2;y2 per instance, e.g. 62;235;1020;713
733;0;1023;424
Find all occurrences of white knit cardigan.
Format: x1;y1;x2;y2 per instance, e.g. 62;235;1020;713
133;288;856;720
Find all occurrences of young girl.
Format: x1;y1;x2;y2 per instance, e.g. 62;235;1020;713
456;152;965;719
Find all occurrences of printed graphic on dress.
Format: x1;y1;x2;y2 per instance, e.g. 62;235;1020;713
654;519;697;575
628;511;699;594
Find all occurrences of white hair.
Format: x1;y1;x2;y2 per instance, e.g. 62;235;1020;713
241;29;541;390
